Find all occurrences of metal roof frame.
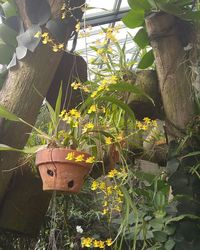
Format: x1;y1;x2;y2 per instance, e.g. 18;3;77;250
82;0;129;27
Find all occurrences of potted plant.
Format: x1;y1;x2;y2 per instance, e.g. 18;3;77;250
0;86;95;194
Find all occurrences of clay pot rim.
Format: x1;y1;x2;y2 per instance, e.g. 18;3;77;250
37;147;91;155
35;147;93;169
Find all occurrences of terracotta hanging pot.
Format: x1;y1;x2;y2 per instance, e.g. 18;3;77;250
35;148;93;193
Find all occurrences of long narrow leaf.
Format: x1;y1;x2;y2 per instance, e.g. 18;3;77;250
0;143;45;154
166;214;200;225
181;151;200;159
0;104;21;121
19;118;52;141
98;96;136;123
0;144;21;152
45;100;57;131
55;82;63;120
108;82;154;104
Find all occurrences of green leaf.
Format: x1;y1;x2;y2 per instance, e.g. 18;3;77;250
166;214;200;225
122;9;144;29
138;49;154;69
0;39;15;64
22;145;44;154
55;83;63;120
134;28;149;49
1;0;17;18
108;81;154;104
0;104;48;141
0;69;7;90
156;2;186;16
80;95;136;123
17;25;41;52
182;151;200;159
128;0;151;12
147;0;158;9
98;96;136;123
0;144;44;154
165;225;176;236
0;143;21;152
0;22;17;47
108;82;142;94
0;104;20;121
46;19;68;43
166;158;179;176
184;10;200;22
165;239;175;250
149;218;164;231
154;191;166;210
153;231;168;243
45;100;57;132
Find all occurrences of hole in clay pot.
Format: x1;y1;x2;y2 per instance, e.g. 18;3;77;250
47;169;54;177
68;180;74;188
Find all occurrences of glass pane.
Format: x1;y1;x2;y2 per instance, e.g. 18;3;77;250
120;0;130;9
72;21;140;64
85;0;116;17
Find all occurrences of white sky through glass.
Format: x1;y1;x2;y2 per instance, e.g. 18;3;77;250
85;0;116;16
70;0;139;58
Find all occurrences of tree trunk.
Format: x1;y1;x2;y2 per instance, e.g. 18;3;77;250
145;12;195;138
146;12;200;248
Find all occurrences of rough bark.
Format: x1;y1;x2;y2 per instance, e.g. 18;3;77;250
146;13;200;247
145;13;195;138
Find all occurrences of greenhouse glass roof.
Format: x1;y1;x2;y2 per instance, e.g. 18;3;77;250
70;0;139;61
84;0;130;26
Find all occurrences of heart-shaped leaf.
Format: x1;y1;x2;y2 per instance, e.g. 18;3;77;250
6;16;24;34
134;28;149;49
17;25;41;52
46;18;69;43
0;67;7;90
0;39;15;64
0;22;17;46
138;49;154;69
128;0;151;12
1;0;17;18
16;46;27;60
153;231;168;243
7;52;16;69
122;9;144;29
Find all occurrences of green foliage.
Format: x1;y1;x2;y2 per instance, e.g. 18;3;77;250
123;0;200;69
1;0;17;18
0;22;17;47
138;49;154;69
104;169;182;249
133;28;149;49
35;181;106;249
0;0;18;66
122;9;145;29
